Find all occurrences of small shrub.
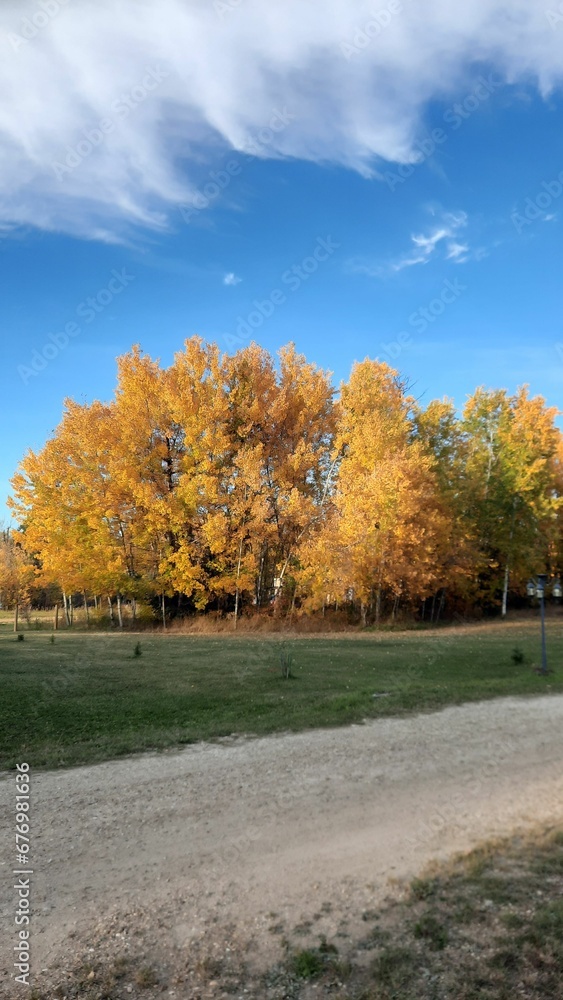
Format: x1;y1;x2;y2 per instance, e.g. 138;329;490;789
511;647;525;665
410;876;437;900
278;644;295;679
133;641;142;657
413;912;449;950
17;633;24;642
292;949;323;979
49;634;55;644
372;946;416;986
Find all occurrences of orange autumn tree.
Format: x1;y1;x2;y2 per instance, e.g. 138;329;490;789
164;340;334;616
9;397;154;622
412;396;477;606
223;342;334;611
299;360;452;623
0;529;35;631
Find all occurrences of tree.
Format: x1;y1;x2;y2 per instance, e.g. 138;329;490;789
301;360;451;623
0;529;35;631
461;386;562;613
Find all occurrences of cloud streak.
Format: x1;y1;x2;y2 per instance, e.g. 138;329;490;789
0;0;562;241
348;209;470;277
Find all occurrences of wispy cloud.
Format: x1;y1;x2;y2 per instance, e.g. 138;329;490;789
223;272;242;286
348;209;470;278
396;211;468;269
0;1;562;241
446;241;470;262
411;228;451;254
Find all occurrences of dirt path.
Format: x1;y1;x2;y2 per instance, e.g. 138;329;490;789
2;694;563;994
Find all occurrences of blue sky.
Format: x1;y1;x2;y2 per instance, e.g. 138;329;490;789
1;1;563;522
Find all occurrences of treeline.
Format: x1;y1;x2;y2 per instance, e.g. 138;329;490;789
5;338;563;625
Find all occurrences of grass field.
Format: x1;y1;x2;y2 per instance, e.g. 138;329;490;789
1;619;562;770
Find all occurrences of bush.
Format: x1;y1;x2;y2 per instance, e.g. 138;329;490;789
278;643;295;679
292;950;323;979
413;913;449;950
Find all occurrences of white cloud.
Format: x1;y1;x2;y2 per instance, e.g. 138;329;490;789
356;209;468;275
0;0;562;240
346;208;482;277
223;271;241;285
411;228;450;253
446;241;470;261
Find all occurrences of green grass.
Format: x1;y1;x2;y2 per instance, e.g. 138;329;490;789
0;620;561;770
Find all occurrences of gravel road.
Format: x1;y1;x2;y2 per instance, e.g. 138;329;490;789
1;694;563;995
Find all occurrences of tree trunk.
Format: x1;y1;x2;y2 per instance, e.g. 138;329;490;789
234;537;243;630
54;603;59;631
14;600;19;633
256;545;266;607
502;497;518;619
375;585;382;626
63;591;71;627
501;562;509;618
94;595;98;611
161;593;166;631
69;594;73;626
289;585;297;622
107;596;114;624
131;598;137;623
83;591;90;625
436;589;446;623
116;595;123;629
360;601;367;627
